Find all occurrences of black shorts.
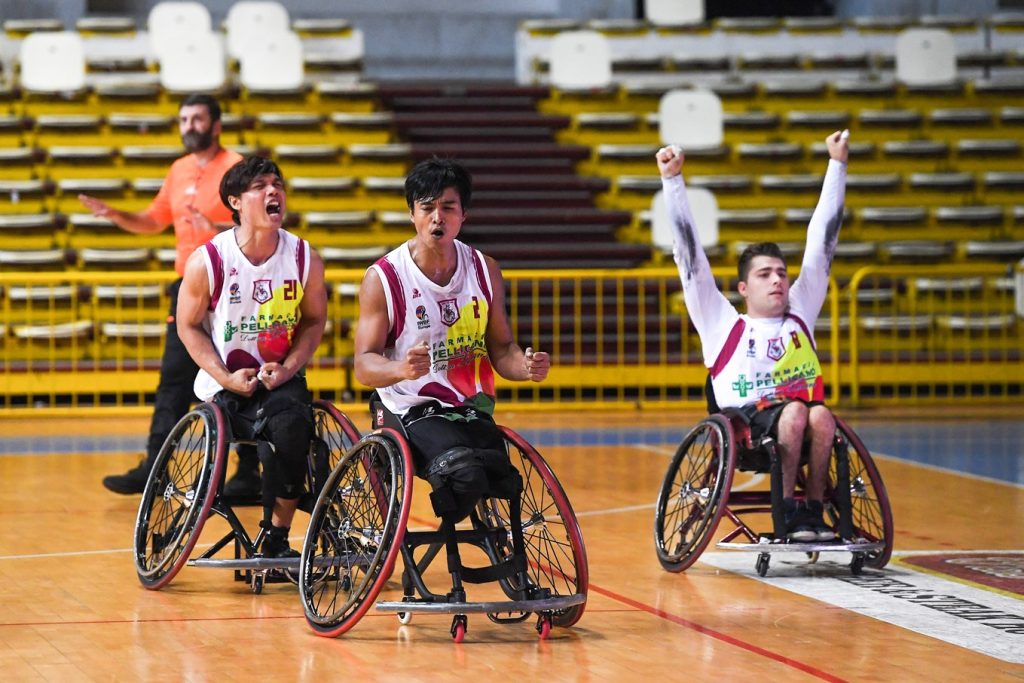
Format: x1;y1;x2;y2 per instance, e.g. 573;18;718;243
402;402;506;478
738;398;825;442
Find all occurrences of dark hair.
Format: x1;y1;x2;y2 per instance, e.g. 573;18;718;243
179;93;222;122
737;242;786;281
404;157;472;211
219;156;285;224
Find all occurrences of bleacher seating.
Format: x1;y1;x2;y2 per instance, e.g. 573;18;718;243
0;7;1020;379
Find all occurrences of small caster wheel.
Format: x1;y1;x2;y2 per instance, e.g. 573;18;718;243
251;572;264;595
398;611;413;625
755;553;770;577
536;615;552;640
806;551;820;564
850;553;865;576
451;614;467;643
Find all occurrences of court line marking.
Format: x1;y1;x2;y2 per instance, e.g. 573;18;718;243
870;451;1024;490
585;582;846;682
892;554;1024;602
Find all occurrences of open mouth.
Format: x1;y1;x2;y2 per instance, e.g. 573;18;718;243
430;227;444;238
266;201;282;216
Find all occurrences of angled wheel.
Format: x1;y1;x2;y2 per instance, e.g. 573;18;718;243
299;429;413;637
312;400;361;473
476;427;589;629
827;417;894;569
654;414;735;573
133;403;227;590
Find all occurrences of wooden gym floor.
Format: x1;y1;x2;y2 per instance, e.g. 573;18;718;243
1;406;1022;681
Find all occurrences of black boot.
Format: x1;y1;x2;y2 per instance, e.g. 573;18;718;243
102;455;153;494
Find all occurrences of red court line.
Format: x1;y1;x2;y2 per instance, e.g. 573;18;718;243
0;607;645;630
586;582;847;683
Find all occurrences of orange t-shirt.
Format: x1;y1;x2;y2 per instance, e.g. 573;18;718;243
145;147;244;275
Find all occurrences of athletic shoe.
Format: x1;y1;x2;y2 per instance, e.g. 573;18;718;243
783;498;817;542
805;499;837;541
102;459;150;494
262;525;300;583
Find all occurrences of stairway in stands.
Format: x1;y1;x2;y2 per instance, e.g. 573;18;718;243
376;83;650;269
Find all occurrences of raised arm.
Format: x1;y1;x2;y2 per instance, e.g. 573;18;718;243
352;268;431;388
656;145;737;346
483;255;549;382
790;130;849;322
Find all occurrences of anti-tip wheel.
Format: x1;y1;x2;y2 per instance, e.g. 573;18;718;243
451;614;467;643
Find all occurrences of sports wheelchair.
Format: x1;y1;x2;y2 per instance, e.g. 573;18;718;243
297;402;589;642
133;399;359;593
654;394;893;577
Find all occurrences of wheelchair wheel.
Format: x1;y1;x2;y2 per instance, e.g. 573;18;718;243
830;417;894;569
312;399;361;473
299;430;413;637
654;414;735;573
133;403;227;590
477;427;589;628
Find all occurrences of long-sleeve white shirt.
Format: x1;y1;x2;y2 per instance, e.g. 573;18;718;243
663;158;847;407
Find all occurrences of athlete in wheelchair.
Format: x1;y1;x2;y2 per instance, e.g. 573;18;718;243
133;157;359;592
297;158;588;641
652;133;893;576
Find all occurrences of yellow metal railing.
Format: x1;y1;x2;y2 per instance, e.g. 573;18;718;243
0;264;1021;415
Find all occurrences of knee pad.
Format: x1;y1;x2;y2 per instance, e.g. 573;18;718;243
266;411;313;499
425;447;521;522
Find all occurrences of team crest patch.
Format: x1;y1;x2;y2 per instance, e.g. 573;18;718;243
766;337;785;360
252;279;273;304
438;298;460;327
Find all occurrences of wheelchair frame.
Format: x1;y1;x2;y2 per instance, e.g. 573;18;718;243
132;399;359;593
654;409;893;577
298;408;588;642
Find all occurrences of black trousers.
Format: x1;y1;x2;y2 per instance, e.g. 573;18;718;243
146;279;200;462
213;376;314;499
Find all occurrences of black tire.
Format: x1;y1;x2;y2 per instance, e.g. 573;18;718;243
654;414;735;573
133;403;227;590
476;427;589;628
299;429;413;637
828;417;894;569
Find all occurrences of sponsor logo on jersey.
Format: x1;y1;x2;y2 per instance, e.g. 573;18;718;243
416;304;430;329
229;282;241;304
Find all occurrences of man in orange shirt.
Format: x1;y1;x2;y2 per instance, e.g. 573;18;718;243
79;94;259;496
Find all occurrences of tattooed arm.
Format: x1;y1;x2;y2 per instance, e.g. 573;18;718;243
657;145;737;357
790;131;849;324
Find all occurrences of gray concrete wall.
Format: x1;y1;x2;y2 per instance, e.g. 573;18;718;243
122;0;635;80
834;0;1001;17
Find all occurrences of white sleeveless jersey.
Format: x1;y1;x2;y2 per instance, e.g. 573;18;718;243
371;240;496;417
193;228;310;401
707;313;824;409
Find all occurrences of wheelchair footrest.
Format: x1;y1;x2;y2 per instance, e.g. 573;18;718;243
716;539;884;554
189;557;302;570
375;593;585;616
189;554;370;571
